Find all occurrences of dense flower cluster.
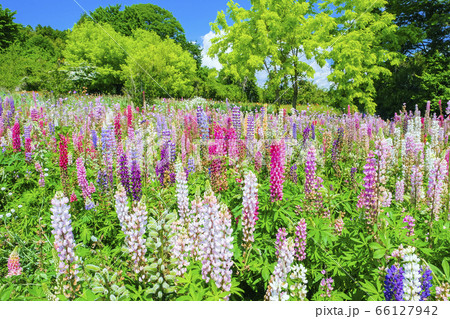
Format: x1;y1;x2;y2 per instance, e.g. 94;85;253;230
6;247;23;277
294;219;307;261
357;152;377;225
242;170;258;249
270;140;285;201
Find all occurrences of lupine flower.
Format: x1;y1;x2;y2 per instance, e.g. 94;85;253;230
70;192;77;202
118;153;131;195
175;161;189;220
267;229;295;301
357;152;377;225
76;158;93;200
403;215;415;237
427;159;447;221
130;159;142;202
395;179;405;202
50;192;79;285
384;265;404;301
419;266;432;301
270;140;285;201
232;106;241;137
12;121;21;151
334;217;344;235
294;219;307;261
289;264;308;301
6;247;23;277
401;246;421;301
242;170;258;249
59;135;68;171
320;275;334;299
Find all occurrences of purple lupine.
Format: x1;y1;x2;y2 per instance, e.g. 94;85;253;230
242;170;258;249
294;219;307;261
130;159;142;202
331;128;344;164
76;158;93;201
169;140;176;163
410;164;424;205
118;153;131;195
290;164;298;184
292;123;297;139
270;140;285;202
50;192;79;283
246;114;254;140
357;152;377;225
311;124;315;140
403;215;415;237
384;265;404;301
305;145;322;200
420;266;433;301
320;274;334;299
302;125;310;144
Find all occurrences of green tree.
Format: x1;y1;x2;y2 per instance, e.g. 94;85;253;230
121;29;197;102
63;21;127;93
79;4;202;67
0;4;19;50
209;0;333;109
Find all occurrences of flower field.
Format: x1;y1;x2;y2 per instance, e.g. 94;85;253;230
0;93;449;301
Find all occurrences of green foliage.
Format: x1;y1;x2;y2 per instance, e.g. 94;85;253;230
121;29;197;102
63;21;127;94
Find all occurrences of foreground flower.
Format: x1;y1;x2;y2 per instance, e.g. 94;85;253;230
270;141;285;201
7;247;23;277
242;170;258;249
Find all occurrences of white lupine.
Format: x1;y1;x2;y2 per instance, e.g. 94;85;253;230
401;246;421;301
175;161;189;220
427;158;448;221
269;236;295;301
242;170;258;248
289;264;308;301
170;220;191;277
50;191;79;280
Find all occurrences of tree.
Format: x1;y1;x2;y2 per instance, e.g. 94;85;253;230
0;5;19;50
79;4;202;67
63;21;127;93
121;29;197;102
209;0;333;109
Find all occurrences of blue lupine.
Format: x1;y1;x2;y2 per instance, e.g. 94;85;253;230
91;130;97;149
420;267;433;301
384;265;404;301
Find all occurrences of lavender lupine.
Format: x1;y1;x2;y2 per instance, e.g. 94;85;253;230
320;272;334;299
294;219;307;261
175;161;189;220
427;159;447;221
266;229;295;301
232;106;241;137
410;164;424;205
395;179;405;202
50;192;79;291
270;140;285;202
6;247;23;277
242;170;258;249
357;152;377;225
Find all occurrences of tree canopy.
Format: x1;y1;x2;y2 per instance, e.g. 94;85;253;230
0;4;20;50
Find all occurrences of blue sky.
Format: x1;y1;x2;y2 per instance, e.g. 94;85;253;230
2;0;331;89
1;0;250;44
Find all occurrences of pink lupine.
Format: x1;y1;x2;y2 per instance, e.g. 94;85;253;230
242;170;258;249
75;158;92;200
12;120;21;151
334;217;344;235
6;247;22;277
70;192;77;202
127;105;133;128
320;270;334;298
294;219;307;261
270;140;285;201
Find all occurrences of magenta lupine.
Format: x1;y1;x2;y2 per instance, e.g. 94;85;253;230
6;247;22;277
305;145;319;199
175;161;189;221
427;159;447;221
267;228;295;301
403;215;415;237
25;137;32;161
50;192;79;285
357;152;377;225
395;179;405;202
294;219;307;261
12;120;20;151
270;140;285;201
242;170;258;249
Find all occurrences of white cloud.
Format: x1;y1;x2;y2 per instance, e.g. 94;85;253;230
200;31;332;89
201;31;222;71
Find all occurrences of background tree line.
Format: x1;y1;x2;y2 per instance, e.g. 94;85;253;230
0;1;448;116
